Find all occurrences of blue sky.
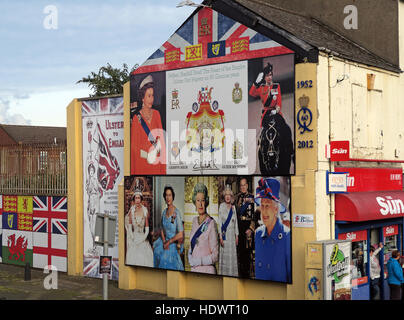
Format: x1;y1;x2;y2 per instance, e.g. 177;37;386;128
0;0;198;127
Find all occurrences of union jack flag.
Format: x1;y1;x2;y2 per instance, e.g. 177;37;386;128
95;122;120;191
33;196;67;234
83;256;119;280
81;99;99;116
82;97;124;116
135;7;292;74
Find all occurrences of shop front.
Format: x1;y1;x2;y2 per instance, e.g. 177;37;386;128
334;167;403;300
335;189;404;300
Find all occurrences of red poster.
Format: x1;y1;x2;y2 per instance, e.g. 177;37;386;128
330;141;350;161
383;225;398;237
335;167;402;192
338;230;367;242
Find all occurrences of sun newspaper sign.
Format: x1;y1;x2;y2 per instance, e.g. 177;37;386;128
326;141;350;162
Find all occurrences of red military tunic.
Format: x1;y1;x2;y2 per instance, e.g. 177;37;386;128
249;83;282;127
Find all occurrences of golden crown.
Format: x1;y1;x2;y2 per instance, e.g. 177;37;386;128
299;94;310;107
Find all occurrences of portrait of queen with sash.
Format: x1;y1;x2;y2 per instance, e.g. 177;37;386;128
187;182;219;274
130;74;166;175
218;185;239;277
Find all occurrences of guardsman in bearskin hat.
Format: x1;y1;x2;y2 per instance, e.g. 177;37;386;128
249;63;282;127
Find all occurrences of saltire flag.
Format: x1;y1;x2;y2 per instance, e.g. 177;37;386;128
33;196;67;234
33;232;67;272
94;122;120;191
135;7;292;74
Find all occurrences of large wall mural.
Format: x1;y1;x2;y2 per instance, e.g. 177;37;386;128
127;7;294;284
82;96;124;280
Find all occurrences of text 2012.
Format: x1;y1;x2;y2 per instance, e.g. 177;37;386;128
298;140;314;149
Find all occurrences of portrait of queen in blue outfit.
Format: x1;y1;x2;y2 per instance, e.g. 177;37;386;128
254;177;291;282
153;185;184;271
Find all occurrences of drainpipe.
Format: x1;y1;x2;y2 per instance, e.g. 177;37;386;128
328;54;336;240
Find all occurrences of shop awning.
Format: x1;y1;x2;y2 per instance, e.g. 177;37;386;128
335;191;404;222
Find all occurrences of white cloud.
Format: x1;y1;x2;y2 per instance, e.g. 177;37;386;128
0;0;200;126
9;87;92;127
0;98;31;125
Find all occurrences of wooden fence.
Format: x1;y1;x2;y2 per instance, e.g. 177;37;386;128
0;143;67;196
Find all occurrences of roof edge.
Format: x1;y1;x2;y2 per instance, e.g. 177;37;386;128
207;0;319;63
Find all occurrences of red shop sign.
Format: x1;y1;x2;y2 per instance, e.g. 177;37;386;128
335;191;404;222
338;230;367;242
335;167;402;192
329;141;350;162
383;225;398;237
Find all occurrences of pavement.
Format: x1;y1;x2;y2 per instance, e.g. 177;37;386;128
0;263;175;300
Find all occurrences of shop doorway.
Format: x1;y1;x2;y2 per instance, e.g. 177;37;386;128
370;225;402;300
369;228;383;300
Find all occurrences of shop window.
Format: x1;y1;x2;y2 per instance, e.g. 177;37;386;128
383;225;399;279
351;240;368;285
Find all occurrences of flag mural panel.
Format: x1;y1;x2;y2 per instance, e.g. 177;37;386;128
32;196;68;271
0;195;68;270
82;96;124;280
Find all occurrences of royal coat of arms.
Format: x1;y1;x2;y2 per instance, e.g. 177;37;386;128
185;86;225;171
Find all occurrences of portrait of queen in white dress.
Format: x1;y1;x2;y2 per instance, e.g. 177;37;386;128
125;190;154;267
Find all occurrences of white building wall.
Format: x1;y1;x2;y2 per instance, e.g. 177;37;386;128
315;51;404;241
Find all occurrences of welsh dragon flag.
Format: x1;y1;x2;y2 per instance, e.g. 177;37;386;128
1;229;33;267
